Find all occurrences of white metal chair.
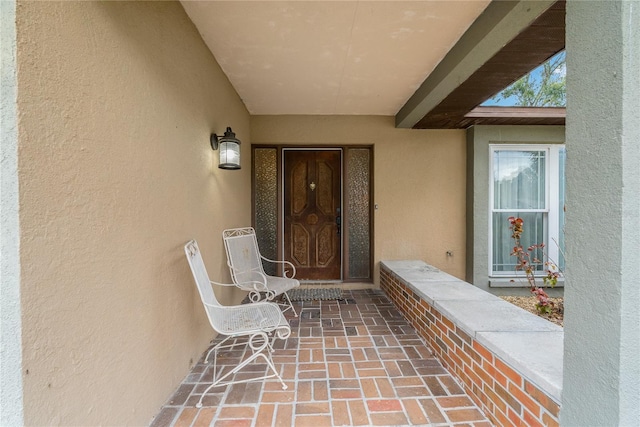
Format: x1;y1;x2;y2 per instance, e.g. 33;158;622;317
184;240;290;408
223;227;299;316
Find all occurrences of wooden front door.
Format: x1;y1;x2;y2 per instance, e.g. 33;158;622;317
284;150;341;280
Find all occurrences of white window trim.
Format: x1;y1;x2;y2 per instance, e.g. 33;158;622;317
488;144;565;279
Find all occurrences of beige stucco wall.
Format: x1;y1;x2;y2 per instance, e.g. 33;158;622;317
252;115;467;283
16;1;251;425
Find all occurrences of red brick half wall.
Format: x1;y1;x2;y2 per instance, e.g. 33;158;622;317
380;261;562;427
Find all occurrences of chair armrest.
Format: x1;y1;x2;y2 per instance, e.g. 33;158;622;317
259;255;297;279
211;279;266;293
210;280;237;287
226;263;269;292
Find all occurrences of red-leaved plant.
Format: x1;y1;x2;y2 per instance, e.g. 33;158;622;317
508;216;562;315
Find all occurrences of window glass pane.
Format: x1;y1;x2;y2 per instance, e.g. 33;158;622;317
492;212;546;273
254;148;277;275
347;148;371;279
493;151;546;210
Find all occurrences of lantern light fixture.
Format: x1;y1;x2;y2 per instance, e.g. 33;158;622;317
210;127;241;170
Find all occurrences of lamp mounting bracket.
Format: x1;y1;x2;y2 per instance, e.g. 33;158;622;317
210;134;219;151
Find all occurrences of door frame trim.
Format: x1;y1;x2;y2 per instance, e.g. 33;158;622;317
252;144;374;282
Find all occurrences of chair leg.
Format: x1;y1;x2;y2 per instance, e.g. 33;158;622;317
280;291;298;317
196;332;287;408
255;288;298;318
204;335;233;364
267;324;292;353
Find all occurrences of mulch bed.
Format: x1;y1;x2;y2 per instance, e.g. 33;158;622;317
500;295;564;327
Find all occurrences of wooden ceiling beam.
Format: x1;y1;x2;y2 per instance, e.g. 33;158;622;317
396;0;565;130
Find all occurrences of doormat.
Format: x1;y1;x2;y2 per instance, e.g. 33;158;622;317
286;288;343;301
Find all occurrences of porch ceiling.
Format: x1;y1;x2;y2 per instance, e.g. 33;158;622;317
180;0;491;116
180;1;565;128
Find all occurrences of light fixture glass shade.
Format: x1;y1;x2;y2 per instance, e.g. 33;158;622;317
219;140;241;169
215;127;241;170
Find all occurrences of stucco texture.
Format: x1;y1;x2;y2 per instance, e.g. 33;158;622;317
563;1;640;425
16;1;251;425
252;115;467;282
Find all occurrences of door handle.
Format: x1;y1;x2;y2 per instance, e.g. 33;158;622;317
336;208;341;235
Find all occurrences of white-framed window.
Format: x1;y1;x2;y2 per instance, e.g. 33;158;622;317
489;144;565;277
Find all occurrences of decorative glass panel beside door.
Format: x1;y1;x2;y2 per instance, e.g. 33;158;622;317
346;148;371;280
254;148;278;275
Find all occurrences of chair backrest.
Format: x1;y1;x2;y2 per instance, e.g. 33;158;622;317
184;240;222;329
223;227;266;283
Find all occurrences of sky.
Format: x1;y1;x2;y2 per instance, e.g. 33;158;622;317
482;51;566;107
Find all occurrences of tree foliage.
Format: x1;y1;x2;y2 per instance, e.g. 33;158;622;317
490;52;566;107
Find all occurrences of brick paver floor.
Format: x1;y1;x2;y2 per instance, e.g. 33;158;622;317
151;289;491;426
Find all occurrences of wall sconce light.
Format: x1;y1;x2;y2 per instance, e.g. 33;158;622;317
210;127;241;170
